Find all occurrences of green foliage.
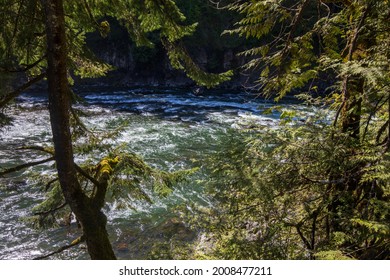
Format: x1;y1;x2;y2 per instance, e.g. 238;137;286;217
26;115;199;226
164;40;233;87
0;0;232;104
224;0;390;102
189;104;389;259
107;151;198;208
315;250;352;260
1;0;224;239
0;0;45;75
177;0;390;260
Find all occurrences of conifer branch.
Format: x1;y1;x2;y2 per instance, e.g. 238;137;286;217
362;95;388;142
282;0;310;55
0;157;54;177
16;146;101;187
33;202;67;216
16;145;54;155
0;72;46;108
2;55;47;73
74;164;101;188
45;177;59;191
82;0;99;27
33;235;85;260
70;107;97;137
300;173;345;185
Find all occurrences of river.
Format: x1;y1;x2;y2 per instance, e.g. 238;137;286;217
0;87;300;259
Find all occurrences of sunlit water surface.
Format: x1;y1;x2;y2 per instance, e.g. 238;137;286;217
0;88;306;259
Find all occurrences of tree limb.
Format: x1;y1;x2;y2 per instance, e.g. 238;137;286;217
2;55;47;73
0;72;46;108
45;177;59;191
16;145;54;155
0;157;54;176
33;202;67;216
16;145;102;189
74;164;101;188
300;173;345;185
280;0;310;57
33;235;85;260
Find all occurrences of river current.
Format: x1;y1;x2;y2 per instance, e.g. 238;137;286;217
0;87;300;259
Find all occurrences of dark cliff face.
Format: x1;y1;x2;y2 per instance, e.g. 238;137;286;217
81;16;251;89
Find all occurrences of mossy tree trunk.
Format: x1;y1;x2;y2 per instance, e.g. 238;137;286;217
41;0;116;260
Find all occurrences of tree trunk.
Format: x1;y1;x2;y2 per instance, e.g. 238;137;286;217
41;0;116;260
341;78;363;139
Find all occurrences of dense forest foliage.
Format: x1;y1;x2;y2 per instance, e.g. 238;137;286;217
190;0;389;260
0;0;389;260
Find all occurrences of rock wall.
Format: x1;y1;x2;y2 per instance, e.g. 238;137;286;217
81;20;250;89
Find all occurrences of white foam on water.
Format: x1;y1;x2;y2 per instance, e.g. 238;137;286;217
1;89;300;259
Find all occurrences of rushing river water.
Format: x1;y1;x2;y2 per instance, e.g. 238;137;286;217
0;87;300;259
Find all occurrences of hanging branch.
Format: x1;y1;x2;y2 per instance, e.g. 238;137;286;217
281;0;310;56
82;0;100;28
2;55;47;73
74;164;101;188
33;235;85;260
0;72;46;109
16;145;54;155
300;173;345;185
0;157;54;177
45;177;59;191
16;145;102;188
362;95;388;142
33;202;67;216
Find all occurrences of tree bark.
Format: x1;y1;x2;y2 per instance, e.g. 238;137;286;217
41;0;116;259
341;78;363;139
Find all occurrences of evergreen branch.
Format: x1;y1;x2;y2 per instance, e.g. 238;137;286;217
82;0;95;21
82;0;99;28
16;145;54;155
346;4;371;62
362;95;388;142
33;235;85;260
2;55;47;73
33;201;67;216
15;146;102;187
332;100;344;129
283;220;313;253
74;164;101;188
70;107;97;137
209;0;230;10
8;0;24;58
300;173;345;185
0;157;54;177
0;72;46;108
319;0;331;19
45;177;59;191
282;0;310;55
163;39;232;87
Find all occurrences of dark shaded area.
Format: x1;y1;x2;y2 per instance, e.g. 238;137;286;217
80;1;250;89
